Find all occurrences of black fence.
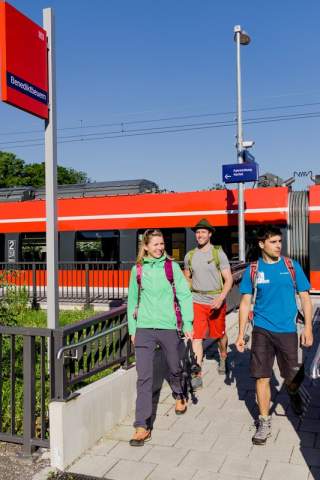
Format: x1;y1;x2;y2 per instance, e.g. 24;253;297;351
53;306;132;401
0;306;130;455
0;325;53;454
0;261;135;305
0;261;245;308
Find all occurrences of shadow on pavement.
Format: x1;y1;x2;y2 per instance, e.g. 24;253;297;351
224;314;320;480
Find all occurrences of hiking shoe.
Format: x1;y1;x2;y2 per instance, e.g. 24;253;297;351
191;375;203;390
129;427;151;446
218;357;227;375
175;398;187;415
252;416;272;445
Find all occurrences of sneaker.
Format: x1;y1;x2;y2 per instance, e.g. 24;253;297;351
129;427;151;447
191;375;203;390
252;416;272;445
175;398;187;415
218;357;227;375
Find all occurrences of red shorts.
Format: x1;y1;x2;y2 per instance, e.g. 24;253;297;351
193;302;226;340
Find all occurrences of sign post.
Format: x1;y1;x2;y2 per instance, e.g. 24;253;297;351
0;2;58;329
43;8;59;329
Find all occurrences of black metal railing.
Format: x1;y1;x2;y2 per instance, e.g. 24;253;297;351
0;325;53;454
0;306;131;454
0;260;245;307
0;261;135;305
53;305;132;401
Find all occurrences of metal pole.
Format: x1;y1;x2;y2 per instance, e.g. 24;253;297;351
235;27;245;262
43;8;59;328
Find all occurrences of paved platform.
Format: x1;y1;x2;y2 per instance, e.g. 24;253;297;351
59;307;320;480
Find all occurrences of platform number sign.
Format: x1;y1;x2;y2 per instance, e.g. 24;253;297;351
8;239;16;263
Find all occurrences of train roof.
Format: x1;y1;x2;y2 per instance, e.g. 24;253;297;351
0;179;159;201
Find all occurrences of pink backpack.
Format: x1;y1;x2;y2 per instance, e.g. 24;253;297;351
134;258;183;332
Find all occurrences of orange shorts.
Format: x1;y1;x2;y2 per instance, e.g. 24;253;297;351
193;302;226;340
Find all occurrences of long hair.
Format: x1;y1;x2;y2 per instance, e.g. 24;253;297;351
136;229;165;264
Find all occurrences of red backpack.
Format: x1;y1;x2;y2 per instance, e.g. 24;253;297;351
134;258;183;332
250;256;296;290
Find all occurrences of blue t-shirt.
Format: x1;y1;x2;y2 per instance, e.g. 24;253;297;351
240;258;310;333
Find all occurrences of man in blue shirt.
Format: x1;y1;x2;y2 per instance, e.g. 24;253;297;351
235;225;313;446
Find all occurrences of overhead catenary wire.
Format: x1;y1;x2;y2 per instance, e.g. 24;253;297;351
1;109;320;149
1;100;320;137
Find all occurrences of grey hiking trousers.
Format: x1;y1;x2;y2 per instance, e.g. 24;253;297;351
134;328;184;429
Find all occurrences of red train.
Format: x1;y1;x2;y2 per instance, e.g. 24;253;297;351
0;180;319;292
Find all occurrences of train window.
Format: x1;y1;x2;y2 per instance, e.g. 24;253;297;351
21;233;47;262
137;229;186;261
75;230;119;262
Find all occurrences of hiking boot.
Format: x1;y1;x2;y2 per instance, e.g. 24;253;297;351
129;427;151;447
218;357;227;375
252;416;272;445
175;398;187;415
191;375;203;390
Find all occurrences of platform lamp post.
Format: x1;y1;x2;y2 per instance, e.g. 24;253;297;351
234;25;251;263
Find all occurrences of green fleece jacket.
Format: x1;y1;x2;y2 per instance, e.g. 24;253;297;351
127;255;193;335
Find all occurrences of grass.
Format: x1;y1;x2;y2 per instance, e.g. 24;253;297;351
21;307;96;329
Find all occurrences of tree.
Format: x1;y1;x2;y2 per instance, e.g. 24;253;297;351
207;183;225;190
0;152;25;187
0;151;88;188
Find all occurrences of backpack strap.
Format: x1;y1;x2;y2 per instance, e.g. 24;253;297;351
208;245;221;269
209;245;223;290
250;261;258;289
187;248;196;274
164;258;183;332
136;263;142;288
249;261;259;321
282;256;297;290
133;263;143;320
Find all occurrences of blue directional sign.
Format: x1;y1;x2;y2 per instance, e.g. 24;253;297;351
222;162;259;184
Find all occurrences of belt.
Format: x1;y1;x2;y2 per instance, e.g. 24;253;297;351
192;289;222;295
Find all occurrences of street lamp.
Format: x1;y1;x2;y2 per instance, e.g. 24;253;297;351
234;25;251;263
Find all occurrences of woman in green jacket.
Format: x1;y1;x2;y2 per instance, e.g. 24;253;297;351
127;229;193;446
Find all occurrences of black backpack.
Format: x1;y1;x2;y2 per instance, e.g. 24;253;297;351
180;339;201;404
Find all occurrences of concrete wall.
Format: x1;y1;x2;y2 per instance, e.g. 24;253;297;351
49;366;137;471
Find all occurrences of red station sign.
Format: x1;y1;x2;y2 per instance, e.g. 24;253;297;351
0;1;48;119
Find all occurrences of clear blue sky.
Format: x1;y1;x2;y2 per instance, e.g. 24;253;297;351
1;0;319;191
